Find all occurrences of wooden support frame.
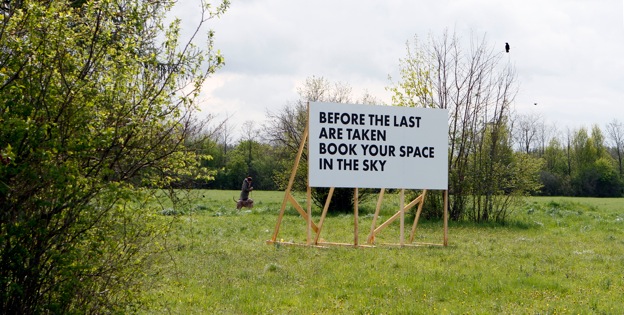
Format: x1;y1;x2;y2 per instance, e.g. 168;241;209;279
267;103;449;248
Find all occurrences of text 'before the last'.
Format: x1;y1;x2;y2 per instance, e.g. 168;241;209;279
315;110;436;172
319;112;421;128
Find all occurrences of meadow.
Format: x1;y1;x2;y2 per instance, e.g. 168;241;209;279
139;190;624;314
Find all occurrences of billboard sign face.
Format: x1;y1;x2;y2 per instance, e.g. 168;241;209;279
308;102;448;189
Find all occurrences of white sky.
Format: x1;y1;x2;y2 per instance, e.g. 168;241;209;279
174;0;624;141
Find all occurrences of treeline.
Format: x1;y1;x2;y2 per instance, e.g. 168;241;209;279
185;88;624;200
515;116;624;197
185;130;286;192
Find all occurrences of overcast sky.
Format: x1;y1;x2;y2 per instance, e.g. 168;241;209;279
174;0;624;140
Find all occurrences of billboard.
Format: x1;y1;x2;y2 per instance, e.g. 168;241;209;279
308;102;448;189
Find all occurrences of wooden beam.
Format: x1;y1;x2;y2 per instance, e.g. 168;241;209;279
287;193;319;233
314;187;334;244
400;189;405;246
354;187;359;247
409;190;427;243
373;209;401;234
371;193;423;237
405;193;423;210
271;124;308;242
444;189;449;247
306;185;312;245
367;188;385;244
318;241;375;248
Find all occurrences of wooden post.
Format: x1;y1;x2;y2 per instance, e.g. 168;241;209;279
399;189;405;246
443;189;449;246
367;188;385;244
409;190;427;243
369;191;422;244
306;185;312;245
314;187;334;244
271;124;308;242
354;187;359;247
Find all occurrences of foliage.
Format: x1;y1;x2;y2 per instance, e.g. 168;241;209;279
221;140;278;191
537;124;623;197
0;0;228;313
467;124;543;222
573;157;622;197
311;187;364;213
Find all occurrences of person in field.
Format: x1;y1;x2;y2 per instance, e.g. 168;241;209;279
236;176;254;210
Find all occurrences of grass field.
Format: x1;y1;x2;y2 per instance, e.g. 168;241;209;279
139;190;624;314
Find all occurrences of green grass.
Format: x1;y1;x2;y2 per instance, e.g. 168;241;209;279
139;191;624;314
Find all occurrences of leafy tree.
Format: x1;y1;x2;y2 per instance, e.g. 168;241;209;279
469;123;542;222
249;142;282;191
0;0;228;313
214;119;283;191
181;115;232;189
223;151;249;190
538;125;623;197
214;139;282;191
540;138;573;196
569;126;622;196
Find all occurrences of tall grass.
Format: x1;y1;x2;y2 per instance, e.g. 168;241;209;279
139;191;624;314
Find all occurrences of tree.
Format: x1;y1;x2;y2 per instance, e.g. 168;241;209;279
0;0;228;313
388;31;542;221
222;139;282;191
512;112;543;154
182;114;234;189
606;119;624;176
572;127;599;174
240;120;258;174
569;126;622;196
264;76;377;212
540;138;572;196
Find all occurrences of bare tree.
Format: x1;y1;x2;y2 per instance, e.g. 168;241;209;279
240;120;258;142
512;113;543;154
297;75;353;104
240;120;258;173
389;30;541;222
359;90;384;105
263;76;369;211
216;112;235;163
565;127;573;176
263;76;354;154
606;119;624;175
536;121;557;156
187;113;229;143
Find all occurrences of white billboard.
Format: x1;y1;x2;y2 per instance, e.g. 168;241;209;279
308;102;448;189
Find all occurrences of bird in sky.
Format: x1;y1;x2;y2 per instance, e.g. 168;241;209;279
505;42;510;53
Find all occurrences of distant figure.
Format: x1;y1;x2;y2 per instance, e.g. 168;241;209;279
236;176;254;210
505;42;510;53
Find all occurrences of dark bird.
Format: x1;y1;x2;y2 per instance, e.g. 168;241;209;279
505;42;510;53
